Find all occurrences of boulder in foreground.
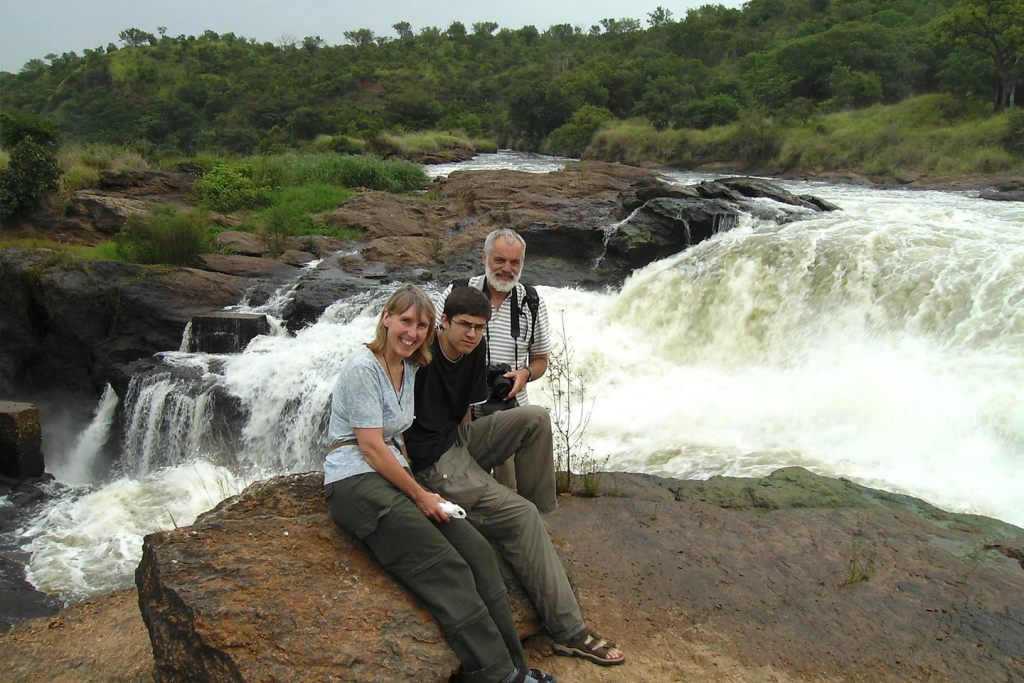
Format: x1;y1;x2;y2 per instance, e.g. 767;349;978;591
137;467;1024;682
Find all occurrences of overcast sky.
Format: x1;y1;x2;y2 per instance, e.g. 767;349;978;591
0;0;746;73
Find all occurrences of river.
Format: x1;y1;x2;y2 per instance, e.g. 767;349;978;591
15;152;1024;603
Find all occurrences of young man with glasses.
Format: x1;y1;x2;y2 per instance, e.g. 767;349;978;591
404;286;625;668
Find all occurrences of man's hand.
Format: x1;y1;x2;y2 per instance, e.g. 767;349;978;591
504;367;531;399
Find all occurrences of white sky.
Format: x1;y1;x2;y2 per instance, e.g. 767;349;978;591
0;0;746;73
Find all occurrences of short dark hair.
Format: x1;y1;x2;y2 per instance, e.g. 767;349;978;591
443;286;491;322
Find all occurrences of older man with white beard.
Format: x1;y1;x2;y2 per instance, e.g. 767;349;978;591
435;228;552;491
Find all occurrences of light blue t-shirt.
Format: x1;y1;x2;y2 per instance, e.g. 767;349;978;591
324;345;417;485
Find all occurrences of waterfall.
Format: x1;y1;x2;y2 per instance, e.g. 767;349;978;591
60;385;119;486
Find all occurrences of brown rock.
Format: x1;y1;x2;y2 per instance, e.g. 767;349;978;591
97;170;194;198
0;402;44;478
279;250;317;267
193;254;299;279
214;231;269;257
136;473;541;682
134;468;1024;683
67;192;151;234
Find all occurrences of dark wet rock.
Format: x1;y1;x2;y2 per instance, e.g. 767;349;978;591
979;179;1024;202
0;250;249;396
607;198;741;267
187;312;271;354
0;402;44;479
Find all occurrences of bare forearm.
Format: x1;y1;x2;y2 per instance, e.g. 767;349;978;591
527;354;548;381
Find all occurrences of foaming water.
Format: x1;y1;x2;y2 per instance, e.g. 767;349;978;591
533;185;1024;527
22;461;246;601
20;161;1024;601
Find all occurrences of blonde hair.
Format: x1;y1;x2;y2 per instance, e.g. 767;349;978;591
367;285;436;366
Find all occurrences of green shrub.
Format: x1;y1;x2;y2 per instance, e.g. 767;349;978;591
1004;109;1024;155
259;183;354;234
0;137;61;221
194;164;272;212
675;95;742;129
118;206;211;265
0;112;59;150
545;105;613;157
247;153;426;193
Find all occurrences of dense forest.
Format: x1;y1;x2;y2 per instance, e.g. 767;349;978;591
1;0;1022;158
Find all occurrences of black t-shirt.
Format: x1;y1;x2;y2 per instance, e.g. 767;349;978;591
404;336;489;472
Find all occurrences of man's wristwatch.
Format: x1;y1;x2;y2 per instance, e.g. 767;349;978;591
524;366;533;381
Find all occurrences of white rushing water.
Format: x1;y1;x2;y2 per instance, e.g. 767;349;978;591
16;153;1024;602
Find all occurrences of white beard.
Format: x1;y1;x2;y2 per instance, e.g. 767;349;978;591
485;266;519;293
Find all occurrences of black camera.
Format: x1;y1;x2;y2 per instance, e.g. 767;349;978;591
479;363;516;416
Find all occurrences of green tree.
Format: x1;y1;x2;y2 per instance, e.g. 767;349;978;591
823;65;883;110
118;27;157;47
647;7;674;28
0;112;59;150
933;0;1024;110
343;28;376;47
393;22;414;40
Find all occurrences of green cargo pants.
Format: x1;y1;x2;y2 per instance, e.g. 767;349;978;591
326;472;525;683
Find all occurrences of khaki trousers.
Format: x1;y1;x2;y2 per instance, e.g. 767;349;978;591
416;405;585;642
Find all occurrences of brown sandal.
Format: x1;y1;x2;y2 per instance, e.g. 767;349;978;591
552;628;625;666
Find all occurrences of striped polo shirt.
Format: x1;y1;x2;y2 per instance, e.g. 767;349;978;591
436;275;550;407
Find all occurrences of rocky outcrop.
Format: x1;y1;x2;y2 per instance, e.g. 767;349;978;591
192;254;300;279
288;163;839;326
0;402;44;478
187;313;272;354
0;250;251;396
607;198;740;267
979;179;1024;202
135;467;1024;683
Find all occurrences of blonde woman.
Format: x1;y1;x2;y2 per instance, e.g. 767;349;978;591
324;285;553;683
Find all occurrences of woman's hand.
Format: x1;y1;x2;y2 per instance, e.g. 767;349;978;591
414;489;451;523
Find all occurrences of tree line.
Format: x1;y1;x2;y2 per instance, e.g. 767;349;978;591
0;0;1021;158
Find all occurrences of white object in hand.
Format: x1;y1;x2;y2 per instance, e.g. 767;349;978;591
439;500;467;519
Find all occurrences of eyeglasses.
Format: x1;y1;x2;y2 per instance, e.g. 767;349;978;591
450;318;487;334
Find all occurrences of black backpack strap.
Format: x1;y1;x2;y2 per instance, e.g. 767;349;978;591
521;283;539;346
452;277;539;347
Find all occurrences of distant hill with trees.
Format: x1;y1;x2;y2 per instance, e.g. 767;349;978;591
0;0;1021;167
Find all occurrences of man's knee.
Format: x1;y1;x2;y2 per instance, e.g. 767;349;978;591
517;404;551;435
484;494;543;537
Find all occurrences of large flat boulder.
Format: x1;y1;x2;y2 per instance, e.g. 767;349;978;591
136;473;540;683
136;468;1024;683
